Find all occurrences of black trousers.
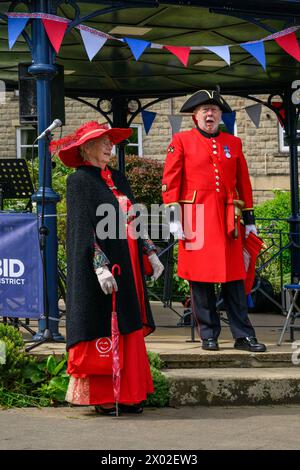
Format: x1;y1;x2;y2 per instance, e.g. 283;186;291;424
190;280;256;340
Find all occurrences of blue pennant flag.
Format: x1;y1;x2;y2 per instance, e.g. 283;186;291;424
8;17;29;49
141;110;156;134
247;294;255;309
222;111;236;135
240;41;266;71
124;37;150;60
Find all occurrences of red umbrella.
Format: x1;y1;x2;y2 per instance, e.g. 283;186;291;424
111;264;121;417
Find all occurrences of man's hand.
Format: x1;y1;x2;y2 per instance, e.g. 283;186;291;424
148;253;164;281
96;266;118;294
245;224;258;238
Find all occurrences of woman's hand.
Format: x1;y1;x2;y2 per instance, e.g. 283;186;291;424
148;253;164;281
96;266;118;294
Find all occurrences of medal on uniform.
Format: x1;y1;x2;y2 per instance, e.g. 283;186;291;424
223;145;231;159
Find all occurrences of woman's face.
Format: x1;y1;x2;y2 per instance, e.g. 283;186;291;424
82;136;113;168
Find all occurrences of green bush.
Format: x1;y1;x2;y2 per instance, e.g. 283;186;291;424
254;189;299;292
110;154;163;208
0;324;69;407
145;351;169;407
0;324;35;391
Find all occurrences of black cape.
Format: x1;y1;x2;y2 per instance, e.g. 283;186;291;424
66;165;155;350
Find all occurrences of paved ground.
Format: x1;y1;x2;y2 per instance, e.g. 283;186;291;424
2;302;299;451
1;405;300;450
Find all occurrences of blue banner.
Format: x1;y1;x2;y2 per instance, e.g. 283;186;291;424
0;213;44;318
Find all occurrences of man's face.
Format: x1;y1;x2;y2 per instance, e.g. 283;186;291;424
193;104;222;134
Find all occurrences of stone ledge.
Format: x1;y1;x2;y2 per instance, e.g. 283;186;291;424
164;367;300;406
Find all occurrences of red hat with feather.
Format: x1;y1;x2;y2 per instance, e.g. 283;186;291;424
50;121;132;168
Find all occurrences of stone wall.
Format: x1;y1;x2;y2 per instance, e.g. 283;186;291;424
0;91;295;205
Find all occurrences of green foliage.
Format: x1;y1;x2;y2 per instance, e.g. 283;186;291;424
254;189;299;291
52;158;73;272
147;350;164;370
145;351;169;407
0;324;35;390
145;366;169;407
110;155;163;208
0;324;69;408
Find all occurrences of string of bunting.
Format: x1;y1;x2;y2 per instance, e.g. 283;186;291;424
6;12;300;67
6;12;297;135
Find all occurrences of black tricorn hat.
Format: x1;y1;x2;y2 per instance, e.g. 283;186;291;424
180;89;232;113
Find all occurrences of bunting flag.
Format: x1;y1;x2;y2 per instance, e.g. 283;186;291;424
168;115;183;134
141;110;157;134
222;112;236;134
124;37;150;60
80;28;107;61
271;101;286;127
240;41;266;70
42;19;68;53
8;17;29;49
245;104;262;128
204;45;231;65
4;13;300;70
163;45;191;66
275;32;300;62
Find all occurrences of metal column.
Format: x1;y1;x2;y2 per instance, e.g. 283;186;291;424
30;0;63;340
285;90;300;283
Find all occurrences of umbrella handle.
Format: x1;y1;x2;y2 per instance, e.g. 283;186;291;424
112;264;121;277
111;264;121;311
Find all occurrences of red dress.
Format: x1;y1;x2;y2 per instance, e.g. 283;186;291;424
66;166;154;405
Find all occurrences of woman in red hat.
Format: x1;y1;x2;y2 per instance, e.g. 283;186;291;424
50;121;164;415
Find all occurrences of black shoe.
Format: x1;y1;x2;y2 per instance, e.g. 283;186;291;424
119;403;143;414
95;405;121;416
202;338;219;351
234;337;267;352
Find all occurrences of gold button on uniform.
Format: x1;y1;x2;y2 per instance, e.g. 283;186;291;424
216;188;220;192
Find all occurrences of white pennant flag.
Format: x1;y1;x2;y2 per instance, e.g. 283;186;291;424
204;45;231;65
80;29;107;61
245;104;262;128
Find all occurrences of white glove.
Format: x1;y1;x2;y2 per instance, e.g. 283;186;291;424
169;205;185;240
245;224;258;238
96;266;118;295
148;253;164;281
169;221;185;240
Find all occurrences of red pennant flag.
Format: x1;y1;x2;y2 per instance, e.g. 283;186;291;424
164;45;190;66
275;32;300;62
271;101;286;128
42;19;68;54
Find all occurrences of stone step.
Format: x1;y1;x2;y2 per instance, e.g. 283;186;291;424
163;367;300;406
159;350;294;369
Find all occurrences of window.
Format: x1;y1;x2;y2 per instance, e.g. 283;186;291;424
279;119;300;152
16;127;38;159
126;124;143;156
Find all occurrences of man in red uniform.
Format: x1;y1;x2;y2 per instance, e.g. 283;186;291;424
162;90;266;352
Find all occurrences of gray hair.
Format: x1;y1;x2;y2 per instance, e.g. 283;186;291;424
79;140;96;161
